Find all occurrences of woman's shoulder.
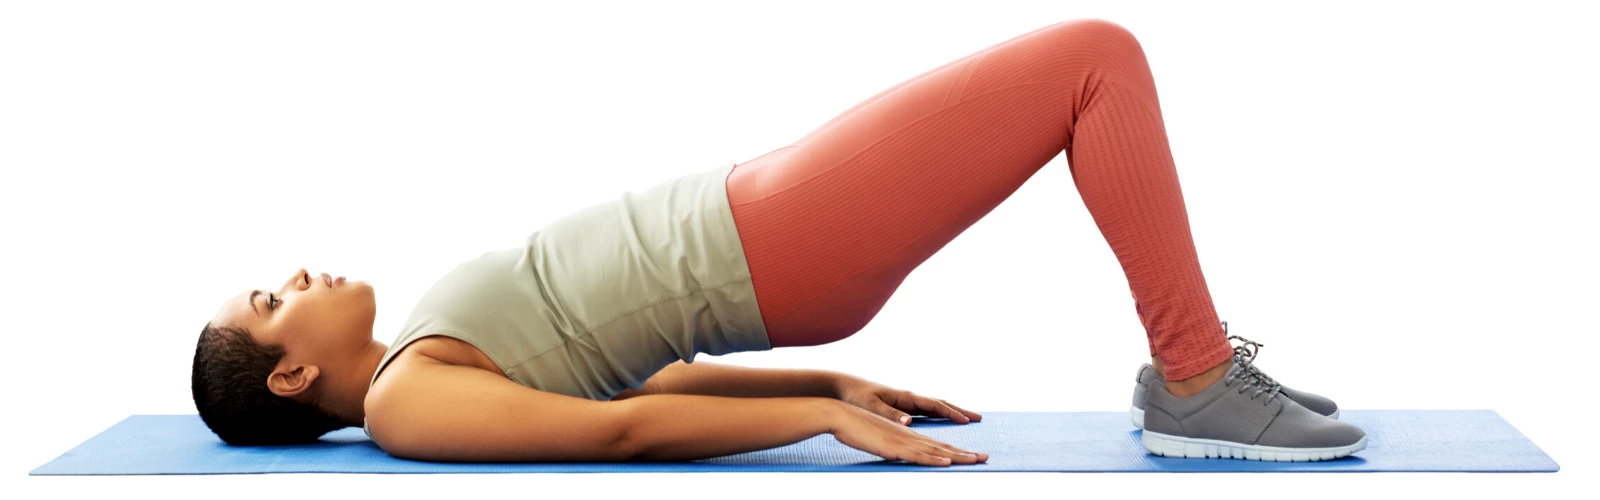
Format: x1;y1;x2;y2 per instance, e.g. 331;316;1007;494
366;335;507;405
408;335;503;374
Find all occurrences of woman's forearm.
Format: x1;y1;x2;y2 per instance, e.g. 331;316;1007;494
616;394;838;461
656;360;843;399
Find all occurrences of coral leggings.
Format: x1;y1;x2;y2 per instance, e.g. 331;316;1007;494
725;19;1234;381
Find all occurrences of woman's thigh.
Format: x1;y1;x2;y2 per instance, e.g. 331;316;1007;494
727;19;1152;348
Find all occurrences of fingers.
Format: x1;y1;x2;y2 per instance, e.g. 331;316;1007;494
938;399;983;422
869;399;913;425
885;419;987;466
887;442;971;467
843;405;988;467
912;397;969;423
891;391;984;424
906;438;987;466
902;450;952;467
888;444;951;467
918;439;987;463
856;399;909;426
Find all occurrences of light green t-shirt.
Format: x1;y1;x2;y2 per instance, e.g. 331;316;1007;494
362;161;772;438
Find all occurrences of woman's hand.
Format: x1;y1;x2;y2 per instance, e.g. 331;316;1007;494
834;373;984;426
824;399;988;467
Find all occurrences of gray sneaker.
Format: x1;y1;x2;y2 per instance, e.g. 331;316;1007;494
1141;357;1367;461
1130;321;1339;429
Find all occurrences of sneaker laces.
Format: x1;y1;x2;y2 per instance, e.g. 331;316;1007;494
1220;320;1284;406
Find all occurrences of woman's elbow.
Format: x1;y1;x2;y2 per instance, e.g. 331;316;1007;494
608;401;645;461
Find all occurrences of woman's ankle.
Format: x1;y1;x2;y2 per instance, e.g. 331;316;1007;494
1159;356;1232;398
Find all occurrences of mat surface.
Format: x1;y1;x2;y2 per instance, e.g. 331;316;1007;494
30;410;1557;474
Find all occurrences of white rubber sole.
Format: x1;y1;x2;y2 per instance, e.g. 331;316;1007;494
1141;429;1367;461
1130;404;1339;430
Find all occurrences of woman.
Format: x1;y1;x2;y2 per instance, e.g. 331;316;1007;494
191;18;1365;466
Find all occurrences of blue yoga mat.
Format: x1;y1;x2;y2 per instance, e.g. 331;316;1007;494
30;410;1557;474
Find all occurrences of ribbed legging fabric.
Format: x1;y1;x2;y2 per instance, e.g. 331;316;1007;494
725;18;1234;381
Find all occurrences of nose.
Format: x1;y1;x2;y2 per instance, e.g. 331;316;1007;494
285;268;311;291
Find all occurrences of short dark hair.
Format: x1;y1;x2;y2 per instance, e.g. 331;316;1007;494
190;322;349;445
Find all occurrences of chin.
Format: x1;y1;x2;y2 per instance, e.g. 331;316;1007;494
359;285;379;335
338;282;379;340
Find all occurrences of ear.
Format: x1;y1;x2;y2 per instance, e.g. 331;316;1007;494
267;364;322;399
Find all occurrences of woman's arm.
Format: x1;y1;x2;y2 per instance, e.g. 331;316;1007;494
365;355;837;463
366;355;983;465
614;361;985;430
612;360;843;401
616;393;837;461
622;392;987;466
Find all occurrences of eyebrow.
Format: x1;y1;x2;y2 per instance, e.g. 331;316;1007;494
249;290;262;316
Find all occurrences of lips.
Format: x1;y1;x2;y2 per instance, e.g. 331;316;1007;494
314;271;347;288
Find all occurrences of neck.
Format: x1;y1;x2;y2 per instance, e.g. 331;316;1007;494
322;340;389;427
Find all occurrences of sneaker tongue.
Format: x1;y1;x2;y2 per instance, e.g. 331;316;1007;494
1229;358;1281;396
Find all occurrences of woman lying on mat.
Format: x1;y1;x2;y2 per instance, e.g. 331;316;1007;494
192;18;1364;466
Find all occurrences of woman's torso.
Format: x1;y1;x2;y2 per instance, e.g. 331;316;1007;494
361;161;772;437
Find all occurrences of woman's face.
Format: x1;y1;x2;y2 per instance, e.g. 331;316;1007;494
210;268;377;362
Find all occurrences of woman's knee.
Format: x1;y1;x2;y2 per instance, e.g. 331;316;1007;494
1053;18;1143;46
1040;18;1158;95
1042;18;1150;72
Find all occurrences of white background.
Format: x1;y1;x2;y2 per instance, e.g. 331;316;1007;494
4;0;1595;497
